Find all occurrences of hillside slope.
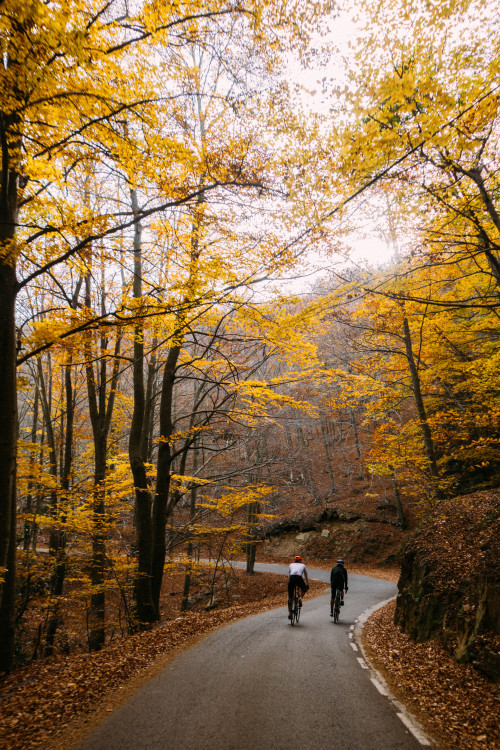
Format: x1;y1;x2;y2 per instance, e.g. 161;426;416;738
395;489;500;681
259;486;406;567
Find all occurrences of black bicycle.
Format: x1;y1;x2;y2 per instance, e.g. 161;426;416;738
290;584;301;626
332;589;342;623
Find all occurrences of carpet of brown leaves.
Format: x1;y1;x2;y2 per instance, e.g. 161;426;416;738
362;600;500;750
0;573;325;750
402;490;500;593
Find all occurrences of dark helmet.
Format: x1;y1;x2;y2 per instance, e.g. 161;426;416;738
294;555;303;563
336;559;344;565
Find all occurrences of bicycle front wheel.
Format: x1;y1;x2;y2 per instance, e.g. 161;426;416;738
333;595;340;623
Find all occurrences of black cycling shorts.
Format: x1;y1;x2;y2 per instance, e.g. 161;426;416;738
288;574;307;601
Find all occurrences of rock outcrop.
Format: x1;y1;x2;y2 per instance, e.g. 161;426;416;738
395;490;500;681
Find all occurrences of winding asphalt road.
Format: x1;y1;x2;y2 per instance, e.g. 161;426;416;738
78;564;431;750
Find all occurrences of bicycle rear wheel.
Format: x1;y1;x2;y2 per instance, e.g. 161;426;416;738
290;588;300;625
333;593;340;623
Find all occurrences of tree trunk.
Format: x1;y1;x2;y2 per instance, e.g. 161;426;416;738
88;441;107;652
43;361;74;655
0;466;17;673
151;343;181;618
320;417;335;493
128;187;155;627
85;271;122;650
150;178;203;618
24;386;39;550
37;356;67;656
402;317;441;492
142;343;158;463
0;111;21;674
181;441;200;612
389;465;408;530
350;408;362;462
0;247;18;674
246;502;260;574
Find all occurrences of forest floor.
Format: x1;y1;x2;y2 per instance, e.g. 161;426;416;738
0;561;498;750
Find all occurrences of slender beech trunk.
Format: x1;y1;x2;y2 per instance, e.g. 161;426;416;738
128;188;155;626
42;360;74;654
151;178;204;618
320;417;335;493
0;185;19;673
142;342;158;463
18;386;41;632
85;273;122;650
246;502;260;574
151;343;181;617
0;463;17;673
402;317;441;491
350;408;362;461
37;357;66;655
38;279;81;653
389;465;408;530
24;386;39;550
245;444;261;574
181;440;199;612
88;433;107;651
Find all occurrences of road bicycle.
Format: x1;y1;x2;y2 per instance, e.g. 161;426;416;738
332;589;342;623
290;585;302;626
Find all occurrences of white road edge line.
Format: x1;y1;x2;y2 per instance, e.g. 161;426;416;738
397;713;432;746
370;676;388;695
350;641;358;651
354;597;434;748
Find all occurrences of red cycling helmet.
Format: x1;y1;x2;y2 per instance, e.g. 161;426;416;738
294;555;303;563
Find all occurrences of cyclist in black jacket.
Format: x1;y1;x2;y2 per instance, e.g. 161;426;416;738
330;559;348;617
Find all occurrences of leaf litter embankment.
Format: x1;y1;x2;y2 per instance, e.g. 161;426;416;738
363;600;500;750
362;489;500;750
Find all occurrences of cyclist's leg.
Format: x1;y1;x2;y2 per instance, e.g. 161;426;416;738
299;578;308;606
287;578;294;617
330;588;335;615
288;577;300;617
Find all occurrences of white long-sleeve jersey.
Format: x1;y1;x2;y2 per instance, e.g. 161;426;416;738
289;562;307;579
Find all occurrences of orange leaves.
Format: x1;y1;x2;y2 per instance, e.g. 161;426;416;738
199;483;274;518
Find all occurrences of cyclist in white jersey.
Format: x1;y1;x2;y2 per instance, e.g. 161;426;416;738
288;555;309;619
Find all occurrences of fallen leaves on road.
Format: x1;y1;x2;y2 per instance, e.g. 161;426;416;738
362;600;500;750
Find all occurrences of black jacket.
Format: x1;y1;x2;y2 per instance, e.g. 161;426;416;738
330;564;348;589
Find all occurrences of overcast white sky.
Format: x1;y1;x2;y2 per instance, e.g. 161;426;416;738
282;3;397;292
